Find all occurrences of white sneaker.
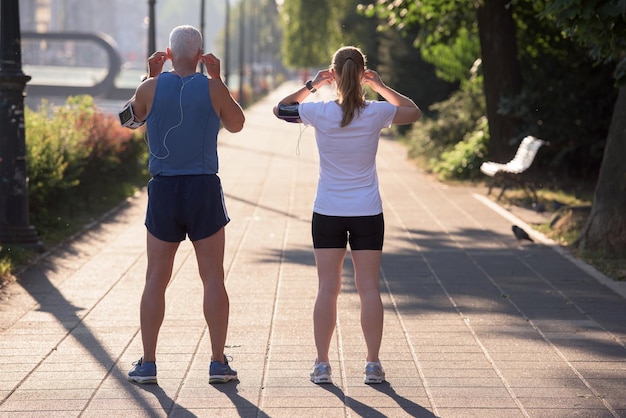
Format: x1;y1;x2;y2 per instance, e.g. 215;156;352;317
310;361;332;384
364;361;385;384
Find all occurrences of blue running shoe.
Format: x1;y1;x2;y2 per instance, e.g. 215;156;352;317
310;361;332;384
209;357;238;384
127;358;157;384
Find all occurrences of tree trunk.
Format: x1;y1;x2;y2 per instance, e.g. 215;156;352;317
577;85;626;253
476;0;522;162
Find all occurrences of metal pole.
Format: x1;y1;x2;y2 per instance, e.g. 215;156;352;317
224;0;230;86
0;0;42;249
147;0;156;58
249;0;256;98
238;0;245;107
199;0;206;73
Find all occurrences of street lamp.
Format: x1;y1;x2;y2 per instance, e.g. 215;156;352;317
238;0;245;107
200;0;206;73
249;0;256;97
0;0;42;249
147;0;156;57
224;0;230;87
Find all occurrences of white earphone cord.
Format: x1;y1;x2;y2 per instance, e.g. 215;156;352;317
295;124;308;156
146;73;200;160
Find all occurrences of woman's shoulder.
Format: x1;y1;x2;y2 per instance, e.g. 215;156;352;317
365;99;393;106
300;100;340;113
363;100;395;112
302;100;336;107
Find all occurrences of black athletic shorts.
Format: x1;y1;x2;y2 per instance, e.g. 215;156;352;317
145;174;230;242
311;212;384;250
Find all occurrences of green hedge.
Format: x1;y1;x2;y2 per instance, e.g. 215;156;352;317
0;95;149;279
0;96;149;278
25;95;149;240
431;116;489;181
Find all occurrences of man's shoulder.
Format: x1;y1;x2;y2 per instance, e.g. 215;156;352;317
207;78;229;97
136;75;161;95
140;76;159;88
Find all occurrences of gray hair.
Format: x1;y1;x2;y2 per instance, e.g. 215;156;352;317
169;25;202;59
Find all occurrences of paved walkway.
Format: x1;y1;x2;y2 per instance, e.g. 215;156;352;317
1;82;625;417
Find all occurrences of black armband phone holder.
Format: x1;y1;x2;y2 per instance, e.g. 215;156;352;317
277;102;300;123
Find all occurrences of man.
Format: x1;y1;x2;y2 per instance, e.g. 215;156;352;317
121;25;245;384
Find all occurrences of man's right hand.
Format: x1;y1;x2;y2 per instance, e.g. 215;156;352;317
202;53;221;80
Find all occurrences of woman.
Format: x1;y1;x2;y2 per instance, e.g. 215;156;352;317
273;46;421;384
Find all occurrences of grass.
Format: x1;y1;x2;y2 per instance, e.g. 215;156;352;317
0;247;32;285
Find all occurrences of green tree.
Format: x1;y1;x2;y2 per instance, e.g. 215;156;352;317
279;0;342;69
375;23;457;120
336;0;380;66
253;0;283;71
504;1;615;180
364;0;522;161
537;0;626;253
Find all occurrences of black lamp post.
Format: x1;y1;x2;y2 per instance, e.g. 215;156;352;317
200;0;206;73
224;0;230;87
249;0;256;97
0;0;42;249
147;0;156;57
238;0;245;107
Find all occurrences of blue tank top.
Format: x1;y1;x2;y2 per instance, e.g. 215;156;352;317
146;72;220;176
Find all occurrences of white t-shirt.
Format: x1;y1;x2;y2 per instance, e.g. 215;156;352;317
299;100;396;216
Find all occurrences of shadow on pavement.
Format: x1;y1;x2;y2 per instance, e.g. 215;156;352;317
261;226;626;366
370;382;438;417
318;383;437;417
4;204;160;412
212;380;266;417
18;270;158;412
134;383;196;417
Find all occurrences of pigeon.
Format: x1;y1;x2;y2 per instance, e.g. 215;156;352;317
512;225;533;243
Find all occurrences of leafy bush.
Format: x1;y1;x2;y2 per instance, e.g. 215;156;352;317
431;116;489;180
26;97;90;218
25;95;149;240
404;72;486;170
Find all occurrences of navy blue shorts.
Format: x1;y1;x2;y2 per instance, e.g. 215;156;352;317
145;174;230;242
311;212;384;250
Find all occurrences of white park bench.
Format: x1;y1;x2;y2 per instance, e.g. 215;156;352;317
480;135;547;202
